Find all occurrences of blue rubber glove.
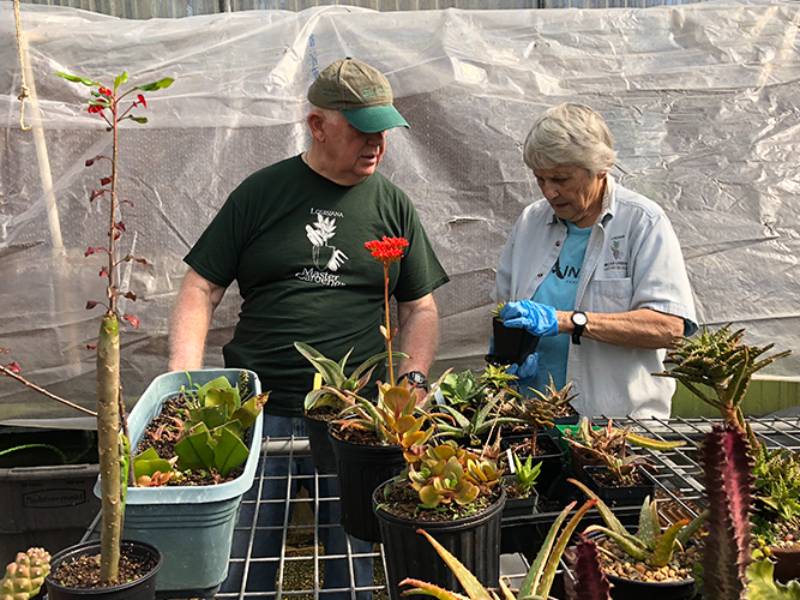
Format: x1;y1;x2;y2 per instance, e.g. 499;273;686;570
500;300;559;337
507;352;539;389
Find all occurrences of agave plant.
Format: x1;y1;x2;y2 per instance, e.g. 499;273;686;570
565;417;685;485
570;478;706;570
656;325;790;439
407;441;503;509
399;498;598;600
523;374;578;420
295;341;406;415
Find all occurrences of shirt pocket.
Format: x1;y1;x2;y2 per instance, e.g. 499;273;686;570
584;277;633;313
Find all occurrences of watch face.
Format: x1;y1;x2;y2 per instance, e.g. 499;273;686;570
406;371;427;386
572;312;588;326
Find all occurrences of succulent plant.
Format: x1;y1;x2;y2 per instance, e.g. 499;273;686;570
511;452;542;497
565;417;685;485
752;447;800;538
570;478;706;569
1;547;50;600
295;342;406;414
564;535;612;600
526;374;578;419
656;325;790;437
399;498;598;600
407;441;502;509
433;391;522;447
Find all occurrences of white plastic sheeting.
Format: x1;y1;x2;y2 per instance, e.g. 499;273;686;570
1;0;799;421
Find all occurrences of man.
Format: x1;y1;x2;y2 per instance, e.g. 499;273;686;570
168;58;448;598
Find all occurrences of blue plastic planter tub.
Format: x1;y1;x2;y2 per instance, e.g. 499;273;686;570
94;369;263;598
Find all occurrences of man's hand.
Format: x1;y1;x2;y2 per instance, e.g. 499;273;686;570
500;300;558;337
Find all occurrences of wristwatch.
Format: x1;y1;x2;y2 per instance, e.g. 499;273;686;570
398;370;429;391
570;311;588;345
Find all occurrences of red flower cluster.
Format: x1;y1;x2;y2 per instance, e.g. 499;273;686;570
98;87;112;97
364;236;409;264
87;105;105;114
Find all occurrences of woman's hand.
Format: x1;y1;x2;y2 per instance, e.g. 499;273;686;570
500;300;559;337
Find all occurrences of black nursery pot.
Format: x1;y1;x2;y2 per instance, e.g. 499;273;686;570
580;465;655;507
329;430;406;543
500;482;539;556
46;540;162;600
771;545;800;583
605;574;696;600
374;482;505;600
487;317;539;366
303;413;337;475
501;433;566;499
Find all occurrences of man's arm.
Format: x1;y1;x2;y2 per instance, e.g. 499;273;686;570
395;293;440;377
555;308;684;350
168;267;227;371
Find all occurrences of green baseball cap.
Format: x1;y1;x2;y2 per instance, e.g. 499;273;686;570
307;57;409;133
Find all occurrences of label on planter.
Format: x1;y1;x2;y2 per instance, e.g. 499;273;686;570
23;488;86;508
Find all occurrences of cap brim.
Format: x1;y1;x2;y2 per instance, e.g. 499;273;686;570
341;104;409;133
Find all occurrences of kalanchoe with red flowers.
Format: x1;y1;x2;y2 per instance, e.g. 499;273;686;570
364;235;409;385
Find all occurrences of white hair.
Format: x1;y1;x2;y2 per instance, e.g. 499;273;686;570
523;103;617;175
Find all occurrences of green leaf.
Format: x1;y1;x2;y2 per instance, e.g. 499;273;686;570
747;560;800;598
520;501;574;598
213;426;250;476
129;116;148;124
189;405;228;429
398;578;468;600
649;519;689;567
231;393;268;429
583;525;649;561
136;77;175;91
175;422;215;470
55;71;100;87
114;71;128;90
637;497;658;548
133;448;173;479
415;530;493;600
568;477;630;537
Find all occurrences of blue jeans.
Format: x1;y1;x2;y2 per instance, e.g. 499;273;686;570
246;415;373;599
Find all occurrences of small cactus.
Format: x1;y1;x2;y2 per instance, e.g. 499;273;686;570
0;547;51;600
564;535;612;600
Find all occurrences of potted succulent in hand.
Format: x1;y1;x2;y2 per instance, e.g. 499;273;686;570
399;497;599;600
294;341;402;474
487;302;539;367
564;417;685;507
374;440;506;600
569;477;706;600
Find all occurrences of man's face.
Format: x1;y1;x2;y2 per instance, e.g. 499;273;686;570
320;111;388;185
533;165;606;228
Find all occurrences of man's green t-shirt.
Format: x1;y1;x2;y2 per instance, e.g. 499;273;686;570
185;155;449;416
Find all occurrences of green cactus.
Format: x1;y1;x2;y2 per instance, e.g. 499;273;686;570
571;478;706;569
0;547;51;600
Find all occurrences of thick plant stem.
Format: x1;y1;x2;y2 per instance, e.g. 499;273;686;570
97;313;121;582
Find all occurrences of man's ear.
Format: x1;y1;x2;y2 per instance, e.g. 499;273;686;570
307;112;325;142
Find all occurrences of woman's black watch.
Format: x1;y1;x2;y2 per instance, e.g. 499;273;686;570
398;371;429;391
570;311;588;345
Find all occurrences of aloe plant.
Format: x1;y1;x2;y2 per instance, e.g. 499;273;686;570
294;341;405;414
433;392;522;447
570;478;706;569
399;498;597;600
511;452;542;497
565;417;685;485
0;547;50;600
657;325;790;438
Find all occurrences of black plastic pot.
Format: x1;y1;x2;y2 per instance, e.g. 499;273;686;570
46;540;162;600
303;413;337;475
330;430;405;542
500;482;539;556
374;482;505;600
501;433;566;499
580;465;655;507
606;573;696;600
771;545;800;584
486;317;539;366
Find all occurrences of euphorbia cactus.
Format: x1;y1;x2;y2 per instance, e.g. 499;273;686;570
0;547;51;600
564;536;612;600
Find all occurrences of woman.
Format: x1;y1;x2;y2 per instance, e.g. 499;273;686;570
495;103;697;418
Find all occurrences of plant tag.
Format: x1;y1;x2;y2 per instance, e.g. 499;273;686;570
506;448;516;474
312;372;322;391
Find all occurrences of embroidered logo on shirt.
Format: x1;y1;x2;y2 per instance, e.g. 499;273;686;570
295;211;350;287
603;235;628;276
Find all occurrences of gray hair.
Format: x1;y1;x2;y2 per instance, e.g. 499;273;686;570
523;103;617;174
